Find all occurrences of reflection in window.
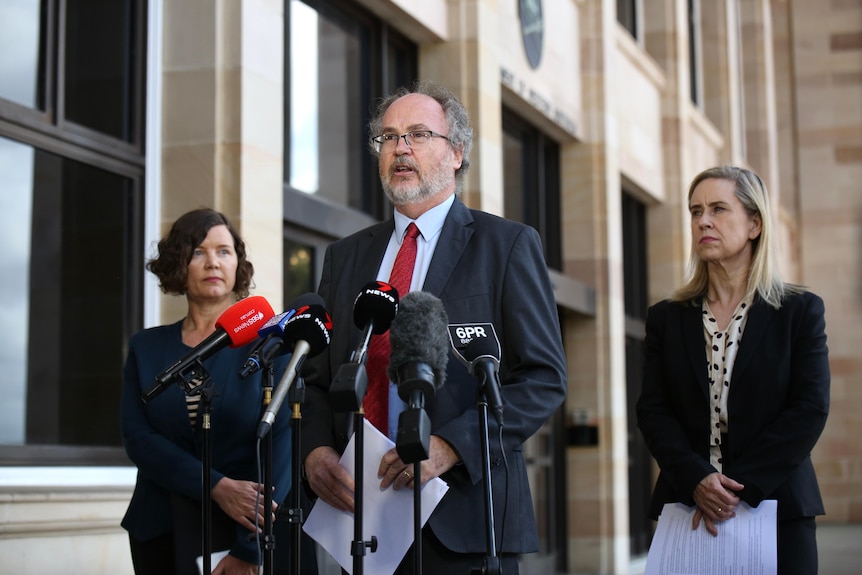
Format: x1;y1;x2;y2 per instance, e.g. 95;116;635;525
283;238;315;308
0;136;137;447
64;0;138;141
289;0;320;194
287;0;363;205
687;0;702;106
0;0;44;109
502;108;562;270
284;0;417;221
617;0;638;40
0;137;34;444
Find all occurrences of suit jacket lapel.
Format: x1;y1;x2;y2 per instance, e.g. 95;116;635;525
731;297;770;384
683;302;711;400
422;197;474;296
351;220;394;289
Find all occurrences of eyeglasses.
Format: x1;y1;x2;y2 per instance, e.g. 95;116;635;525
371;130;450;152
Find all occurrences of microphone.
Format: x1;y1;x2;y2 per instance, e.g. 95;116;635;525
329;281;399;412
350;281;400;363
388;291;449;463
257;293;332;438
239;293;325;378
447;322;504;426
142;296;274;403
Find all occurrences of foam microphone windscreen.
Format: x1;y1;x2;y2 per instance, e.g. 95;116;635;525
216;295;275;347
387;290;449;390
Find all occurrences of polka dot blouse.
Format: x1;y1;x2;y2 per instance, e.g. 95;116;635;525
702;296;753;471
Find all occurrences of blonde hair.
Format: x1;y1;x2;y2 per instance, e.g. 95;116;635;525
671;165;803;308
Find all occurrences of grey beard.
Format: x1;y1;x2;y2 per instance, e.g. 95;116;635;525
383;165;451;206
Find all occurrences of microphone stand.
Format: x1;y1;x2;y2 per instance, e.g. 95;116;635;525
395;391;433;575
259;367;276;575
474;384;501;575
287;376;306;575
176;364;218;575
412;460;422;575
351;408;377;575
330;329;378;575
255;360;306;575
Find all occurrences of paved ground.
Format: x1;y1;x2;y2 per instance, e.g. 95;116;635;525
818;522;861;575
316;522;862;574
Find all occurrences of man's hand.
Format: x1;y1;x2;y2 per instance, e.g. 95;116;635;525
378;435;460;491
692;472;744;536
304;446;356;513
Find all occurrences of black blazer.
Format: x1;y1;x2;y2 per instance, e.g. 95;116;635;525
636;291;830;520
301;198;568;553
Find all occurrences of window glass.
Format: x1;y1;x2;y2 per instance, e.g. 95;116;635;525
285;0;417;222
0;0;44;108
284;237;315;307
502;108;562;270
503;130;526;224
0;136;136;448
287;0;364;208
33;155;131;446
617;0;637;39
288;0;321;194
0;137;34;444
64;0;137;141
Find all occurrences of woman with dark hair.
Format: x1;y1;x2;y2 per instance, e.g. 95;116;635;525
120;208;291;575
637;166;830;574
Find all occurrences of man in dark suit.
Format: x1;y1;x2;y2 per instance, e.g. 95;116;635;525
300;81;567;573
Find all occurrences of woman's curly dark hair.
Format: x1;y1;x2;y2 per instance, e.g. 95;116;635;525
146;208;254;299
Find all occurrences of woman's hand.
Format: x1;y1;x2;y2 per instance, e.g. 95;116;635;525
211;477;275;534
212;552;260;575
692;472;744;536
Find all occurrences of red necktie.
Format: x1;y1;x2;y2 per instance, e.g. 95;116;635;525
364;223;420;434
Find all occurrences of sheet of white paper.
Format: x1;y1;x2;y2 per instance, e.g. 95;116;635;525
302;419;449;575
196;549;230;574
645;500;778;575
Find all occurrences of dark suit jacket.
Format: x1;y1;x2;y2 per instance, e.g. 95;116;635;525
636;292;830;520
301;197;568;553
121;320;293;565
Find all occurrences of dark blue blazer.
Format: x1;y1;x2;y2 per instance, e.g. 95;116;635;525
301;198;568;553
636;291;830;520
121;320;292;563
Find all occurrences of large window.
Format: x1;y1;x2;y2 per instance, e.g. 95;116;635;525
283;0;418;301
622;191;651;555
285;0;417;221
502;107;562;270
501;107;566;572
0;0;146;464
